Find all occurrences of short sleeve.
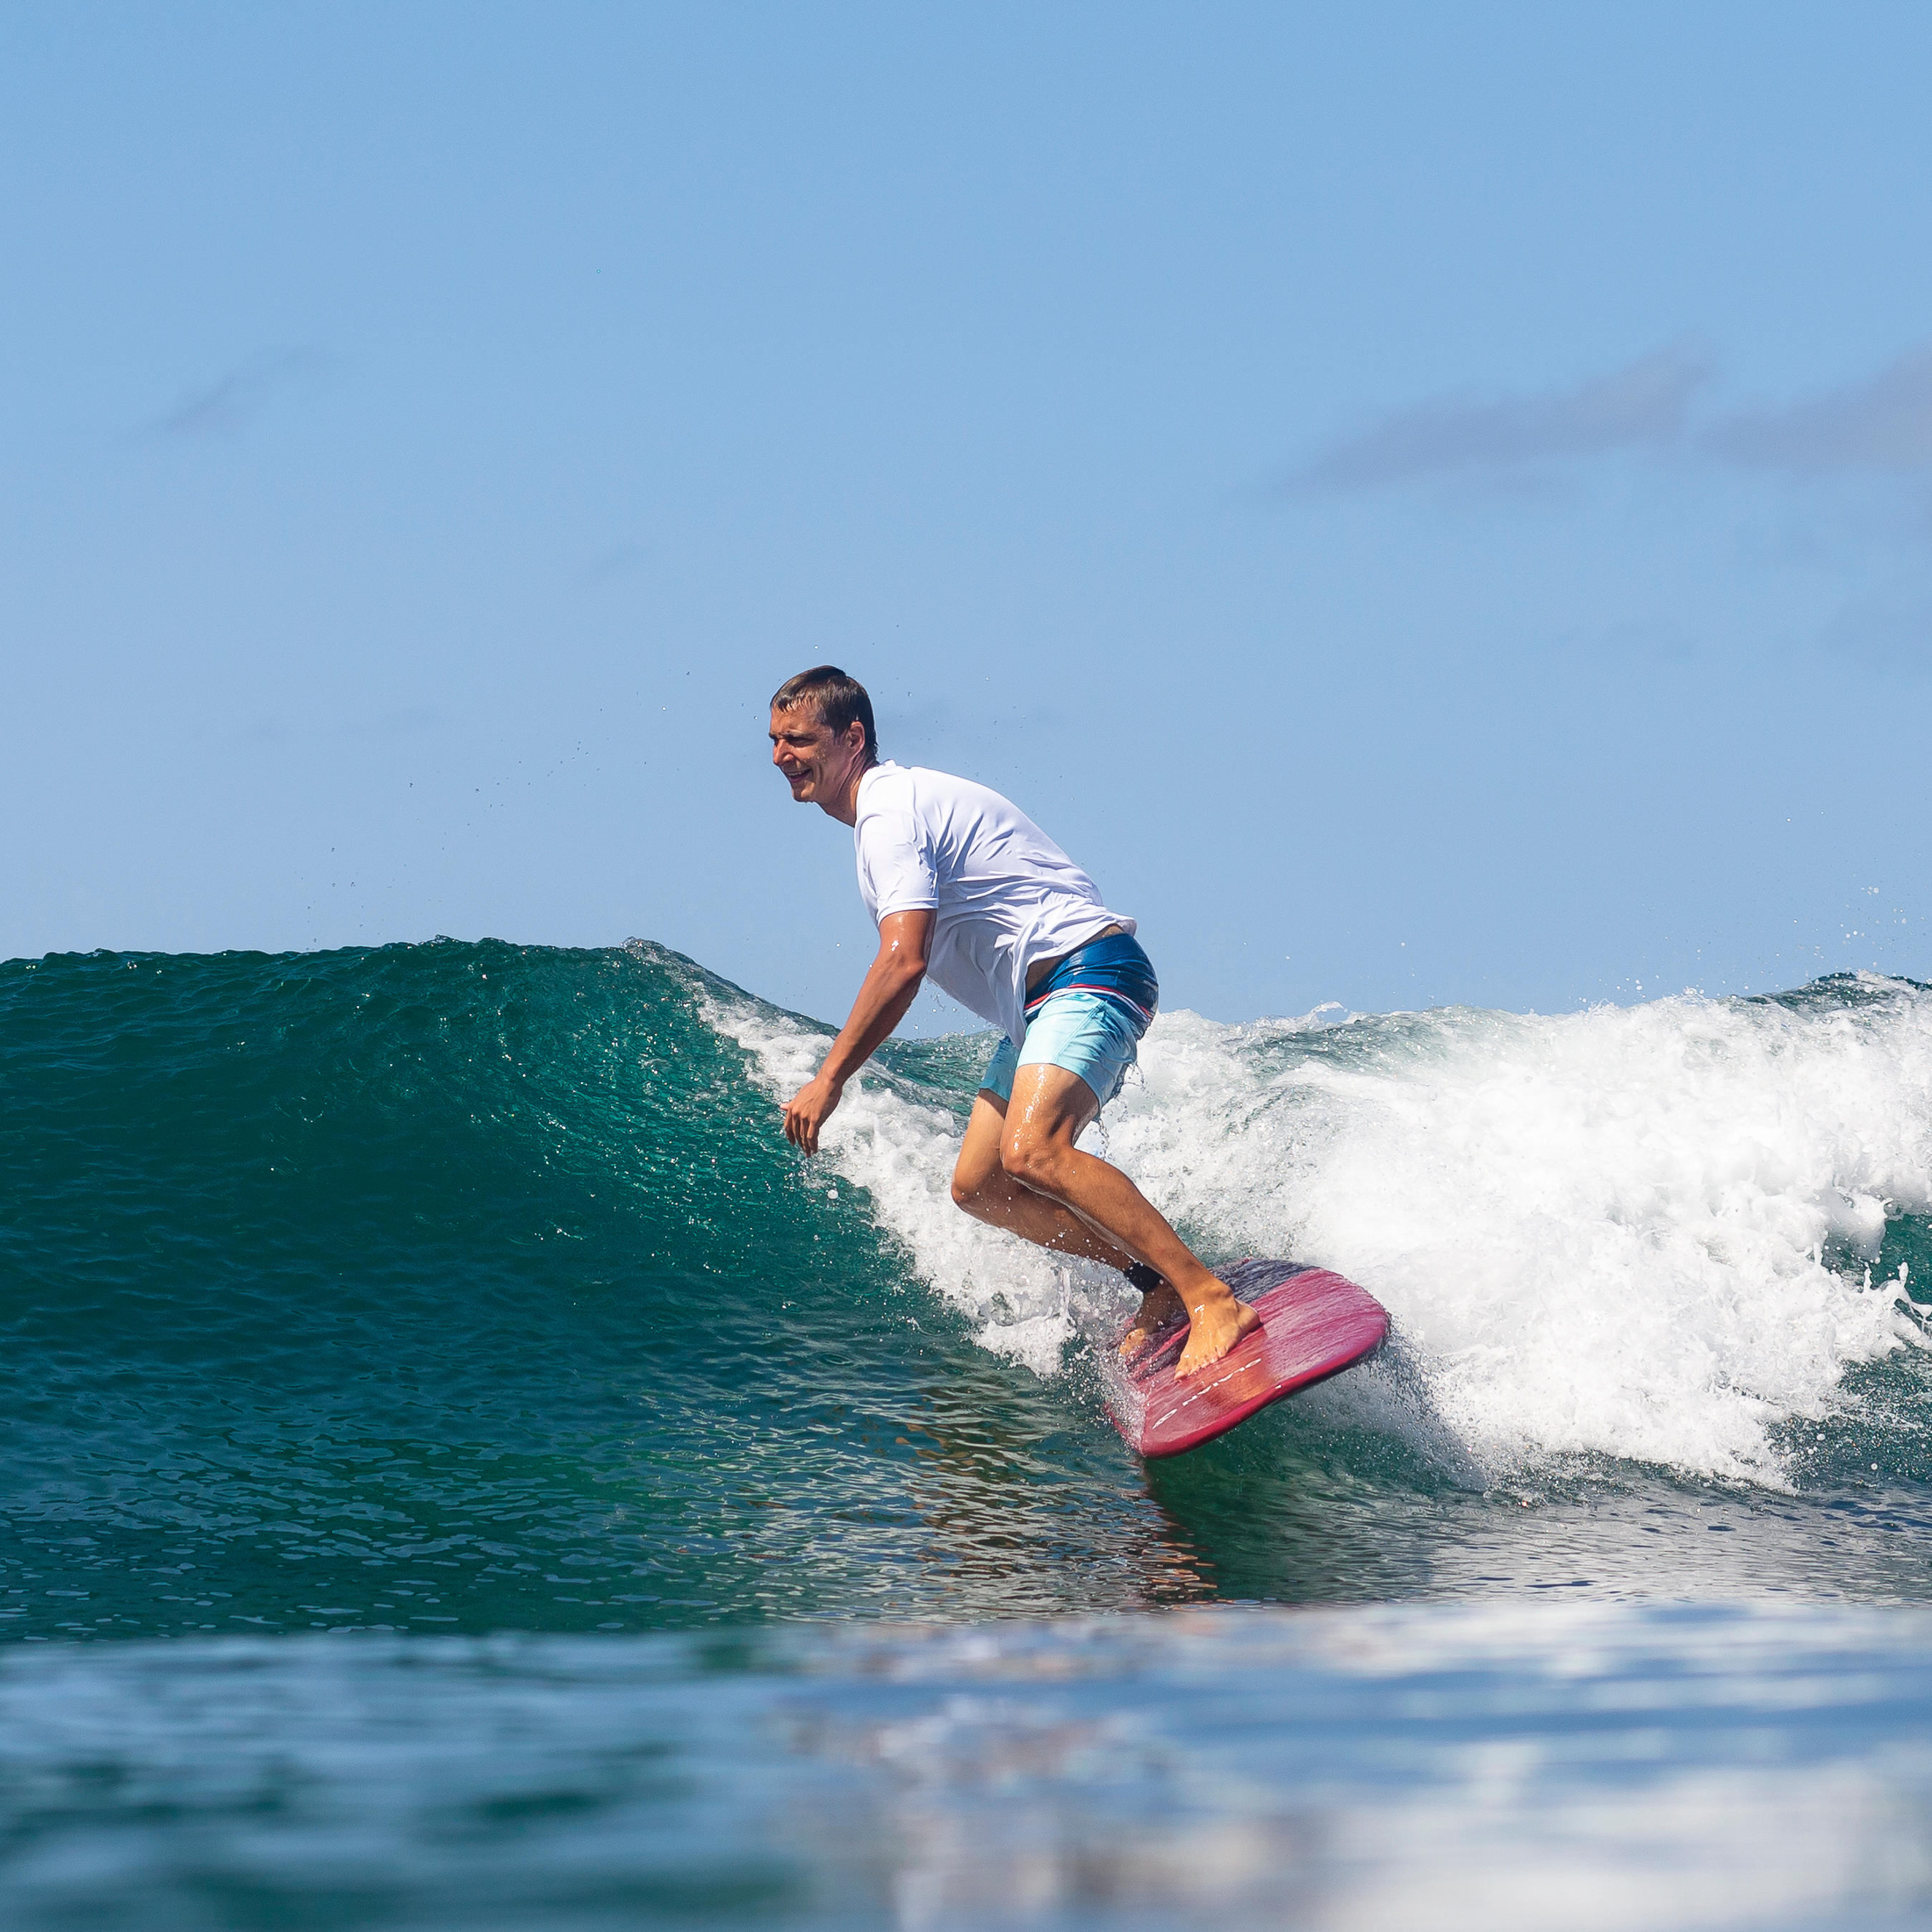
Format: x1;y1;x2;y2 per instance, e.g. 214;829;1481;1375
857;810;938;919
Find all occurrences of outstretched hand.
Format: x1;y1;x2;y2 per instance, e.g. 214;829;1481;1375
783;1073;844;1154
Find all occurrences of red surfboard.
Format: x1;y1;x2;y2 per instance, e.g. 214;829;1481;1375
1110;1259;1387;1459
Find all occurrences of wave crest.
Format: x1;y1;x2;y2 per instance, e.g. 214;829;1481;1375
711;969;1932;1483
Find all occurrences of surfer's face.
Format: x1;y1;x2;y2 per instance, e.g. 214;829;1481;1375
770;705;864;808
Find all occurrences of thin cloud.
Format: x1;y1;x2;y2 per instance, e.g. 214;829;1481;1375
219;706;444;748
1291;338;1932;495
1706;346;1932;474
580;542;651;585
1818;602;1931;673
150;346;332;437
335;706;443;738
1292;342;1714;491
877;698;1071;760
1560;618;1697;666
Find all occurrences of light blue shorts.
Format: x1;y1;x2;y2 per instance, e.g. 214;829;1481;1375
980;991;1147;1111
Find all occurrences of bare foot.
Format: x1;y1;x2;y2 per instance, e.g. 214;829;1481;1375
1119;1282;1186;1358
1174;1284;1262;1377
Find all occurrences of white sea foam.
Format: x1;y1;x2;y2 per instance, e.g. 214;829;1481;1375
704;991;1098;1372
709;977;1932;1483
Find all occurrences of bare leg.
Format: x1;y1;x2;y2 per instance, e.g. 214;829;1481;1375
995;1065;1259;1377
953;1091;1187;1349
952;1091;1136;1265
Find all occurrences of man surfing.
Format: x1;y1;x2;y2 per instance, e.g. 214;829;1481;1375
769;665;1259;1377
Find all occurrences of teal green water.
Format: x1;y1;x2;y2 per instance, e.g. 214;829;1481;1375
2;941;1188;1636
6;941;1932;1927
6;940;1931;1644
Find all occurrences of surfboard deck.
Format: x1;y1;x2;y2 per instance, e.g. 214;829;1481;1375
1109;1259;1387;1459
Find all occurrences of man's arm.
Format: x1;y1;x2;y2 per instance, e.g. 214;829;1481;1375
783;909;935;1154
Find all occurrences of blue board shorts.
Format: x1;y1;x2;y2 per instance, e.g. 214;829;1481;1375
980;932;1158;1111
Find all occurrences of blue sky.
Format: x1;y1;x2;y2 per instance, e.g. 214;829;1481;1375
5;3;1928;1028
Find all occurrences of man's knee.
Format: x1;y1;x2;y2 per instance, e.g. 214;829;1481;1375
1000;1132;1071;1196
951;1153;1004;1215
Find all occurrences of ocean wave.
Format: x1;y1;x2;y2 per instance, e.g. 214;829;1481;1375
710;961;1932;1484
4;932;1928;1583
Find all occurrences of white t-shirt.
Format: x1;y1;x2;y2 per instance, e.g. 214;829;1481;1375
853;761;1131;1044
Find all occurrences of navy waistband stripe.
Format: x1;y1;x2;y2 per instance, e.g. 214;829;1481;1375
1023;932;1159;1028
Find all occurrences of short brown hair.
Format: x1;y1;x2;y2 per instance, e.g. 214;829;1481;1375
769;665;878;763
